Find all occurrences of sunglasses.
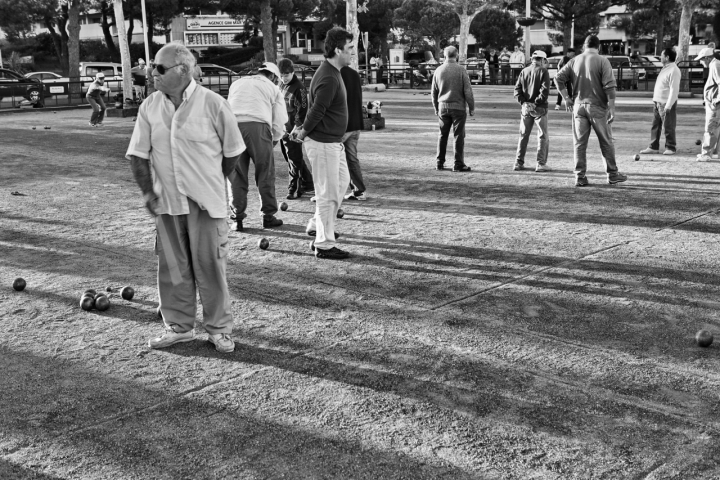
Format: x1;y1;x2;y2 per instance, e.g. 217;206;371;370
155;63;181;75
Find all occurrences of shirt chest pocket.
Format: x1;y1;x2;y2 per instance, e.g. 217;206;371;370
183;117;213;142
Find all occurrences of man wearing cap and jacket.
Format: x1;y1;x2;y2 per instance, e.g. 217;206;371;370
86;72;109;127
226;62;288;230
513;51;550;172
131;59;147;102
696;47;720;161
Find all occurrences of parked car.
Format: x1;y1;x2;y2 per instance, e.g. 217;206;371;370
635;57;661;79
605;56;644;90
463;58;485;84
24;71;70;96
78;62;123;93
196;63;240;95
0;68;45;107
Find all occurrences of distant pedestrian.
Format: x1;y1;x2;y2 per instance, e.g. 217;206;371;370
555;35;628;186
695;47;720;162
431;46;475;172
131;59;147;102
513;51;551;172
86;72;108;127
290;27;355;260
341;65;368;201
509;45;526;83
554;48;575;110
500;47;511;84
277;58;314;199
639;48;680;156
126;42;245;354
226;62;287;231
485;48;499;84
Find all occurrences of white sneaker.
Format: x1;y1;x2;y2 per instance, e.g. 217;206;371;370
554;105;560;110
697;154;712;162
713;154;719;159
310;196;317;202
640;148;659;154
535;164;550;172
663;150;676;156
208;333;235;353
344;192;368;201
148;326;195;349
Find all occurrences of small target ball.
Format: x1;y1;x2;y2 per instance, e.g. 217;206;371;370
106;286;112;292
696;139;702;145
32;126;36;130
280;201;288;211
12;278;26;291
80;296;95;310
633;154;640;161
121;286;135;300
337;208;345;219
95;295;110;311
696;330;714;348
258;238;269;250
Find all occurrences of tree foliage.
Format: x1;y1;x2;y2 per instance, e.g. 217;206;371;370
394;0;459;59
468;8;521;50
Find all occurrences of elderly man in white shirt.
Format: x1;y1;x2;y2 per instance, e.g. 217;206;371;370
126;41;246;354
696;47;720;161
640;48;680;156
226;62;288;231
509;46;526;69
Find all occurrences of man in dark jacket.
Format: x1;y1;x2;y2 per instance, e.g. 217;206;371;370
340;66;368;201
291;27;354;260
555;48;575;110
485;48;499;85
278;58;314;199
513;51;550;172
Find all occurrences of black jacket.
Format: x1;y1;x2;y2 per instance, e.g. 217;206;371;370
340;66;364;132
280;74;308;132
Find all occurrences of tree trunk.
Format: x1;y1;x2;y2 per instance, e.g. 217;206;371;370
434;41;442;62
127;8;135;42
458;9;470;62
146;7;154;55
100;1;119;61
562;22;572;55
346;0;359;70
44;20;65;72
655;9;665;55
67;0;81;99
677;0;696;92
114;0;134;103
260;0;275;62
58;14;70;75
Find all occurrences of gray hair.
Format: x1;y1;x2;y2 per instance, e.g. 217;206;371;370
159;41;197;75
444;46;458;59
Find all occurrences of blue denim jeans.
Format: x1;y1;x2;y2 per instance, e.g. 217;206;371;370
515;107;548;166
572;103;618;178
649;102;677;152
436;107;467;167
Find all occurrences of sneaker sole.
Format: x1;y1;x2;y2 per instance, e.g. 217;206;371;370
608;178;627;184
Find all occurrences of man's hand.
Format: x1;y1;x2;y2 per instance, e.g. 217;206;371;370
291;126;307;142
608;109;615;124
564;98;574;112
469;110;475;116
143;191;159;216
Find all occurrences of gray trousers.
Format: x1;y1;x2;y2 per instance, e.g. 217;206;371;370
572;103;618;178
229;122;278;219
515;108;548;166
342;130;366;194
156;199;233;335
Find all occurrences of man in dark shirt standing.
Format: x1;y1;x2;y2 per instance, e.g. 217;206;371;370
513;51;551;172
291;27;354;260
341;65;368;201
278;58;314;199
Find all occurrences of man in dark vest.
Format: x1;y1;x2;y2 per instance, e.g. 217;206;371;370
278;58;314;199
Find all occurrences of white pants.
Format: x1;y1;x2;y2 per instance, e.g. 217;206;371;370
303;138;349;250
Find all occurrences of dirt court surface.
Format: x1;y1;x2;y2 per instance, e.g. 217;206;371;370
1;87;720;479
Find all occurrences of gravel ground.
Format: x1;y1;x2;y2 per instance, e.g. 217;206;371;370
1;87;719;479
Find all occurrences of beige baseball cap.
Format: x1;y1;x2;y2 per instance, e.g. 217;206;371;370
532;51;547;59
259;62;281;78
695;47;715;60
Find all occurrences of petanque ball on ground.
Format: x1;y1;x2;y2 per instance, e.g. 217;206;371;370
337;208;345;219
696;330;714;348
94;292;107;300
31;127;36;130
80;296;95;311
696;139;702;145
121;286;135;300
95;295;110;311
280;201;288;211
259;238;269;250
106;286;112;292
12;278;26;291
84;288;96;295
633;154;640;161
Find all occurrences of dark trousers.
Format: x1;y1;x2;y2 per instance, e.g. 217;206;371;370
280;135;314;196
88;96;106;125
229;122;278;220
501;65;510;85
343;130;366;194
649;102;677;152
436;107;467;167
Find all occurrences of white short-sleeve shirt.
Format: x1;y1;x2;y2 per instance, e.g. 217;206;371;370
125;80;245;218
